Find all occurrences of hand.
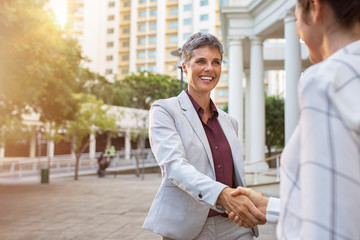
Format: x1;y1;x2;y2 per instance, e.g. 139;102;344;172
227;187;269;227
217;187;266;228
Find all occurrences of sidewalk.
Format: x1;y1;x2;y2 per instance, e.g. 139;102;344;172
0;173;278;240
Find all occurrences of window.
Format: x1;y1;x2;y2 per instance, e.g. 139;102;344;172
149;51;156;58
149;22;157;29
169;21;178;29
138;51;145;59
220;73;228;82
200;29;208;33
200;14;208;21
200;0;208;6
183;18;192;25
138;38;146;45
150;9;157;16
169;8;178;15
122;41;129;47
149;36;156;43
122;68;129;74
184;4;192;11
219;0;228;6
105;69;113;74
124;1;130;7
169;35;178;43
107;15;115;21
139;10;146;17
139;0;146;3
108;2;115;7
122;55;129;61
107;28;114;34
124;14;130;20
106;55;113;61
138;66;145;72
183;33;192;40
148;65;156;72
123;27;130;33
106;42;114;48
218;89;228;97
139;24;146;31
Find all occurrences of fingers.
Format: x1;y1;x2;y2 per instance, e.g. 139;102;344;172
230;186;250;197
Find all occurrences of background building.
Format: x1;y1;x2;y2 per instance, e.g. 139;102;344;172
64;0;230;108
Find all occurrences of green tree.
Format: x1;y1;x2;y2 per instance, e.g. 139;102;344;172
0;0;82;125
61;94;118;180
265;95;285;156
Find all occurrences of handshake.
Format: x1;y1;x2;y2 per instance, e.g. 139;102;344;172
217;187;269;228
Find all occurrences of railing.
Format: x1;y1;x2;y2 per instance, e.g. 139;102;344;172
245;153;281;186
0;149;156;180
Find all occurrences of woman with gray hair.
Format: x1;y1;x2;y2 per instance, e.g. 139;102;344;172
143;32;265;239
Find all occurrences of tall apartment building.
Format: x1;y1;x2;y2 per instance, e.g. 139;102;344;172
66;0;230;108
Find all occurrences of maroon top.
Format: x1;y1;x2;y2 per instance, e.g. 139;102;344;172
186;91;234;217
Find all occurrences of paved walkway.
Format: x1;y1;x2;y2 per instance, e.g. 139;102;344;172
0;173;278;240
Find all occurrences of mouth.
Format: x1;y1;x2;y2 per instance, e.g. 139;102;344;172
199;76;215;82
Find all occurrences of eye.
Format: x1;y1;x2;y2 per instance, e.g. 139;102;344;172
213;60;221;65
196;59;205;64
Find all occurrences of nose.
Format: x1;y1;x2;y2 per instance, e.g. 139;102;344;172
204;61;213;72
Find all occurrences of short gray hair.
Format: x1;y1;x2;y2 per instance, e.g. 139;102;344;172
182;32;224;65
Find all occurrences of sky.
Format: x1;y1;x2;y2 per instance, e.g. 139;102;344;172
48;0;68;28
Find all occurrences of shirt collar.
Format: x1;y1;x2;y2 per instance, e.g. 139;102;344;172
185;90;218;118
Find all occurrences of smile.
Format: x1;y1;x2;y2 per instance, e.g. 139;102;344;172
199;76;214;82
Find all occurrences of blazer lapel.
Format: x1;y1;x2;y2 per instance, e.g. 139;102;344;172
177;91;215;171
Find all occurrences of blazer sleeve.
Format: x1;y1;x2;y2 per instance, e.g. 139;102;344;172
149;102;228;212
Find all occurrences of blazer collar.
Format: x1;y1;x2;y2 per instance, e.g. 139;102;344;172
177;91;215;170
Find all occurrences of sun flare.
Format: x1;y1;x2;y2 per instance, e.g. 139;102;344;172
49;0;68;28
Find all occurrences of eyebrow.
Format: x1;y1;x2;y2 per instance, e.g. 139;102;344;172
194;57;221;61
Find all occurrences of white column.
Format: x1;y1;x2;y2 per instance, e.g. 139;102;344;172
29;131;37;158
47;139;54;160
284;12;301;143
47;126;54;160
248;37;268;172
0;143;4;158
245;74;251;162
89;133;96;160
125;129;131;161
227;36;244;147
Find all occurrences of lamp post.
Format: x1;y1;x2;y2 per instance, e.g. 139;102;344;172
170;48;184;93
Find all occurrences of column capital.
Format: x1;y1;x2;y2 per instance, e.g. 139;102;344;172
284;9;296;24
227;35;246;46
249;36;263;46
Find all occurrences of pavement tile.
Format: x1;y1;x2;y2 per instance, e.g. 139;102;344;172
0;173;278;240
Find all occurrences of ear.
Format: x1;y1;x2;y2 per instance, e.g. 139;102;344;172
182;62;187;75
310;0;325;23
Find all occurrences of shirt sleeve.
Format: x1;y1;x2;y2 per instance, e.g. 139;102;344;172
266;197;280;223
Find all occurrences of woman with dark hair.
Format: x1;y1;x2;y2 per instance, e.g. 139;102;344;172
229;0;360;239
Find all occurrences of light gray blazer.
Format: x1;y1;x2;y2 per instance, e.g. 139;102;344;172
143;91;257;239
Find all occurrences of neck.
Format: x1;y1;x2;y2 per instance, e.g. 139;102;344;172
320;22;360;61
187;89;211;112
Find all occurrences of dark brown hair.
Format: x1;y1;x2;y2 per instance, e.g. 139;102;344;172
297;0;360;28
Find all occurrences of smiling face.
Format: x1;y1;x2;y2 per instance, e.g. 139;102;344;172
183;46;222;97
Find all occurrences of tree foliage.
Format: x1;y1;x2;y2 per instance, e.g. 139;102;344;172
0;0;82;125
62;94;118;180
79;71;185;109
265;95;285;156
